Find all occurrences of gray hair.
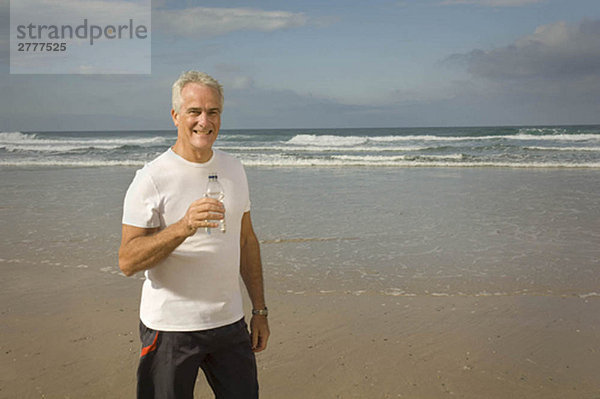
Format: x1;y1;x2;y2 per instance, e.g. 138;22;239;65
172;71;224;112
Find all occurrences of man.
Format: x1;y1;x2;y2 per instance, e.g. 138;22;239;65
119;71;269;399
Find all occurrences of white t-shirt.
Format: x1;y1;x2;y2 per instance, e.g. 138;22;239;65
122;148;251;331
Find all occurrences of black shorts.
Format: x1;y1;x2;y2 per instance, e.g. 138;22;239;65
137;318;258;399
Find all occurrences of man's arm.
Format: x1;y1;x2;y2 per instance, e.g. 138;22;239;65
118;198;224;277
240;211;270;353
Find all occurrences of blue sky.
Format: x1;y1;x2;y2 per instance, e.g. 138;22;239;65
1;0;599;131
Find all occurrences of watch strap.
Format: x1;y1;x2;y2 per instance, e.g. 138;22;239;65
252;307;268;316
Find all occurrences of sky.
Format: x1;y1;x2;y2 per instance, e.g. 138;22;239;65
1;0;599;131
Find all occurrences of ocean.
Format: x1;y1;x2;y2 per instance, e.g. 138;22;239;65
1;125;600;168
1;125;599;299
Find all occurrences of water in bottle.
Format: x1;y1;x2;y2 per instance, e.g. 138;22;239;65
205;173;226;234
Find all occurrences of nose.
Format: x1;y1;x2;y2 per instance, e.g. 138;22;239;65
196;112;209;127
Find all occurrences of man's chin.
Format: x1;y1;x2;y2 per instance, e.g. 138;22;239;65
190;137;216;150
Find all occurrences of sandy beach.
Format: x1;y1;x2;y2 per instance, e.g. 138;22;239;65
2;260;599;398
1;165;600;398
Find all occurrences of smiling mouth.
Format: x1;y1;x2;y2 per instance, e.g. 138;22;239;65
193;129;213;135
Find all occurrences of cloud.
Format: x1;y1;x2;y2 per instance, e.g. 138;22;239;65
439;18;600;125
213;64;256;91
446;19;600;81
439;0;544;6
154;7;307;38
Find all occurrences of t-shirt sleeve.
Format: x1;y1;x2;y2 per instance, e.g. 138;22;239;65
122;168;161;228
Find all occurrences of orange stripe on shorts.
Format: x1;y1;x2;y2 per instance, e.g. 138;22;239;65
140;331;159;357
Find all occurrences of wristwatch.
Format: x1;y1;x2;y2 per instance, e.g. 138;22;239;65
252;307;268;317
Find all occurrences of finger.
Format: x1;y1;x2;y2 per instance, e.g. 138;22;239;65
190;204;225;216
254;338;266;353
193;197;225;209
189;218;220;229
197;220;219;229
252;327;269;353
253;334;268;353
204;211;224;220
194;205;226;217
194;214;222;227
251;328;259;351
188;208;224;222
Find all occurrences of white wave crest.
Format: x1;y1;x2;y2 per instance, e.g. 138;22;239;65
511;134;600;141
517;127;568;135
2;156;599;169
579;292;600;299
1;144;125;153
287;134;368;146
239;154;600;168
0;159;145;167
524;146;600;152
219;144;427;152
371;133;600;142
331;154;464;162
369;135;478;142
0;132;36;141
286;132;600;146
0;132;171;154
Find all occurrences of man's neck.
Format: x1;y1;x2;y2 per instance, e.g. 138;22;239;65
171;142;213;164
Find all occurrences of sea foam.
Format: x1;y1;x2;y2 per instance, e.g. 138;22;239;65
2;127;600;169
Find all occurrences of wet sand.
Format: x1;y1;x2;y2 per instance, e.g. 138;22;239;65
1;166;600;398
2;259;599;398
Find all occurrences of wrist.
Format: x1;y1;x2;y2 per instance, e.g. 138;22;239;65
177;218;196;237
252;307;268;317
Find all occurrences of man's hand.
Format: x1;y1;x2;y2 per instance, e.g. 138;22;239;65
181;197;225;235
119;197;226;276
250;315;270;353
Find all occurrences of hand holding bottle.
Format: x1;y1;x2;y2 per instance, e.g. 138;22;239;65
180;197;224;235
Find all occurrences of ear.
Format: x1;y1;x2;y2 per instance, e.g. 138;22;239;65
171;108;180;127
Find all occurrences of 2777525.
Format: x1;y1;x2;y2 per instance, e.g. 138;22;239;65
17;42;67;52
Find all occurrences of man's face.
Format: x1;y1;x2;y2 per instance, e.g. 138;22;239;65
171;82;222;163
